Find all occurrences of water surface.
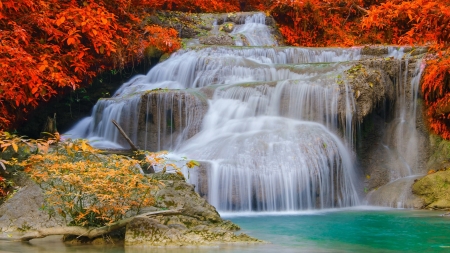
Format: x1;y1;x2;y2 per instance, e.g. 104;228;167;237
1;209;449;253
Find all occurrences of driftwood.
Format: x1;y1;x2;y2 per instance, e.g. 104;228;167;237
0;209;182;242
112;120;140;151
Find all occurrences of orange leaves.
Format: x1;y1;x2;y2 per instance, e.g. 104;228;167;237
144;25;181;54
422;51;450;139
55;16;65;26
260;0;363;47
362;0;450;47
0;0;186;130
23;139;159;227
143;0;240;12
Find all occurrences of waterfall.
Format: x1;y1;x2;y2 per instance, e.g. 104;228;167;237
231;12;277;46
365;50;426;208
65;12;427;212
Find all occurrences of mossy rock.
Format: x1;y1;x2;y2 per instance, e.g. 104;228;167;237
427;135;450;172
144;46;163;60
412;170;450;210
149;172;185;181
221;22;235;33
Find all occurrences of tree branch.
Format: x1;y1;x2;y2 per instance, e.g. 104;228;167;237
354;4;368;14
112;120;140;151
0;209;182;242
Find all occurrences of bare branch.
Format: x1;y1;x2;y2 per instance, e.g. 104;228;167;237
0;209;182;241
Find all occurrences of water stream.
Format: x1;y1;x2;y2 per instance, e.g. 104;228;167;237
2;209;450;253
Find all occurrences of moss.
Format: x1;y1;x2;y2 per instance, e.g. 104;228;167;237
412;170;450;210
149;172;185;181
427;135;450;171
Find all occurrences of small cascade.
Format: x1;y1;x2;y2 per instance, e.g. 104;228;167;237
384;53;425;178
364;49;427;208
65;11;427;212
66;90;207;151
231;12;277;46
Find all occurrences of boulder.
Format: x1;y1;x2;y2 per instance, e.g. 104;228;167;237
125;174;261;246
412;170;450;210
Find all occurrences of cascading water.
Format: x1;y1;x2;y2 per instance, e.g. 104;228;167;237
231;12;277;46
65;12;426;212
365;49;427;208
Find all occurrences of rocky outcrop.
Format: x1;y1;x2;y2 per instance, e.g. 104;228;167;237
125;173;261;246
0;173;65;233
355;52;430;193
145;11;285;48
136;90;208;151
366;176;424;208
409;136;450;210
0;172;258;245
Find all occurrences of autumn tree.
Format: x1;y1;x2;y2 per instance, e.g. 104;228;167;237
0;0;181;130
362;0;450;139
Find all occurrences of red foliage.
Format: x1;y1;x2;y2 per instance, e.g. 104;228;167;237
145;0;240;12
421;53;450;139
362;0;450;47
2;0;450;139
0;0;181;129
361;0;450;139
247;0;368;47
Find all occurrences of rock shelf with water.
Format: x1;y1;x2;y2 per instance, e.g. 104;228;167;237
64;12;431;213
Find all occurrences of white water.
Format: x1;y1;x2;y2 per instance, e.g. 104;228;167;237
65;12;425;212
363;49;426;208
384;49;425;179
231;12;277;46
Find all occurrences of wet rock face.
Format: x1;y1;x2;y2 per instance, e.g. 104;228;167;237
145;11;285;47
136;90;208;151
410;136;450;210
366;176;424;208
125;175;260;246
354;54;431;197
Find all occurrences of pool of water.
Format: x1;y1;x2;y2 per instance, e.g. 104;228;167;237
1;208;449;253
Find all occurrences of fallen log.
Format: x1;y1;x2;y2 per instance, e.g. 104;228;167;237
0;209;182;242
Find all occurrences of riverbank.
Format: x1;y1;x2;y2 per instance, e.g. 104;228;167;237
2;208;450;253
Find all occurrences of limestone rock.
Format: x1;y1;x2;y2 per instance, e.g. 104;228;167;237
125;216;256;246
125;174;260;246
199;34;235;46
221;22;235;33
0;173;64;233
367;176;424;208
